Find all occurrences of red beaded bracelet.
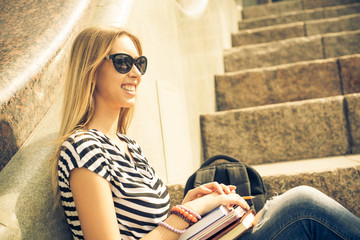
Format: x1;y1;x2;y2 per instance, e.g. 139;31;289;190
170;206;201;226
176;205;202;220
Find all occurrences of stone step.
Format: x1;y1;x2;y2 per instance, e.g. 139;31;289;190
200;94;360;165
242;0;303;19
216;54;360;111
233;13;360;47
346;93;360;154
254;155;360;217
242;0;360;19
239;2;360;30
224;30;360;72
167;155;360;217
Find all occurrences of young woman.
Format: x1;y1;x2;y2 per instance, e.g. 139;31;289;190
53;26;360;240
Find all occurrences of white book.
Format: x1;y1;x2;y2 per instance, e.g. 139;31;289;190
178;205;230;240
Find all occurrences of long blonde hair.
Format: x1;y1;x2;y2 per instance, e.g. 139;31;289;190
52;26;143;204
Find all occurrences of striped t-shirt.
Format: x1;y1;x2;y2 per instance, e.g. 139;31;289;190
58;129;170;240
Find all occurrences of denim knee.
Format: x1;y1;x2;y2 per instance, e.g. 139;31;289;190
270;185;333;211
250;186;360;239
282;185;325;203
254;185;330;231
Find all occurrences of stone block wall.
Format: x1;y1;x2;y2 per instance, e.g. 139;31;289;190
346;93;360;154
201;96;350;164
216;58;342;110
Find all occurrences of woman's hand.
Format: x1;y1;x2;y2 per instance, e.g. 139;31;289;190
182;190;250;217
182;182;236;204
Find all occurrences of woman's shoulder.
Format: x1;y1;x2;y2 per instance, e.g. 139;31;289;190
61;129;106;153
58;129;112;181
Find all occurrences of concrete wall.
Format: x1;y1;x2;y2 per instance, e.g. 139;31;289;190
93;0;238;184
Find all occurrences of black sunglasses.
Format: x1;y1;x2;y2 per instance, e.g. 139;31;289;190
105;53;148;75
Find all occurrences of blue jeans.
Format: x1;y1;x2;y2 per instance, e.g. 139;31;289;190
241;186;360;240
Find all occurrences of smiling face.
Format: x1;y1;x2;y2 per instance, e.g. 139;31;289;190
94;34;142;110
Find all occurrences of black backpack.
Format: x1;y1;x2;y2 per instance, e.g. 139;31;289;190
184;155;266;213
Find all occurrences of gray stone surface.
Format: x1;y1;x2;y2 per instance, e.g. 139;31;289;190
234;14;360;47
239;3;360;30
323;2;360;18
0;133;72;240
0;0;98;171
339;54;360;94
242;0;360;19
239;9;323;30
201;96;349;165
242;0;303;19
306;13;360;35
263;166;360;217
323;30;360;58
303;0;360;10
232;22;305;47
216;58;341;110
167;184;184;211
224;35;323;72
345;93;360;154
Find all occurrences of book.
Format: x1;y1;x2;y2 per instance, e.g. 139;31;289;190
179;205;254;240
178;205;231;240
189;206;248;240
212;210;255;240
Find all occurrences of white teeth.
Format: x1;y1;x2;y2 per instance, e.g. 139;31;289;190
121;85;135;92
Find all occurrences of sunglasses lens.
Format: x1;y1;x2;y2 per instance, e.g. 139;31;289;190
110;54;147;75
113;55;133;74
135;56;147;75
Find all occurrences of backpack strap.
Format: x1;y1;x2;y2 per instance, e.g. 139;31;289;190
226;164;251;196
200;155;239;168
194;163;252;197
194;155;239;187
194;166;216;188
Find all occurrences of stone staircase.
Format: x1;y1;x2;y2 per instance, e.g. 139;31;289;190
169;0;360;217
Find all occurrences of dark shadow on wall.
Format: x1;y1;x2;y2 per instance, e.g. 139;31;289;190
15;133;72;239
0;133;72;239
0;120;19;171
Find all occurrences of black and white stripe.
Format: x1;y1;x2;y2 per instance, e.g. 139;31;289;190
58;129;170;240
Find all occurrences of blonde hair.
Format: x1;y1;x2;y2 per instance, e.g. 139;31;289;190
52;26;143;205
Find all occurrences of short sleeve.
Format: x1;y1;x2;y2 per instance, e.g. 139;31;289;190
58;133;112;186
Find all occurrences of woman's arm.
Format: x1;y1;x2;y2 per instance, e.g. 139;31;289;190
70;168;251;240
70;168;122;240
70;168;191;240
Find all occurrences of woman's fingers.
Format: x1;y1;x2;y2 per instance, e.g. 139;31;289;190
182;184;215;204
221;193;250;211
239;197;250;210
195;185;213;197
183;191;251;217
202;182;224;194
229;185;236;193
182;182;239;205
202;182;237;195
220;184;231;194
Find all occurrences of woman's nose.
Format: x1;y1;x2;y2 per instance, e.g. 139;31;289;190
129;64;142;78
